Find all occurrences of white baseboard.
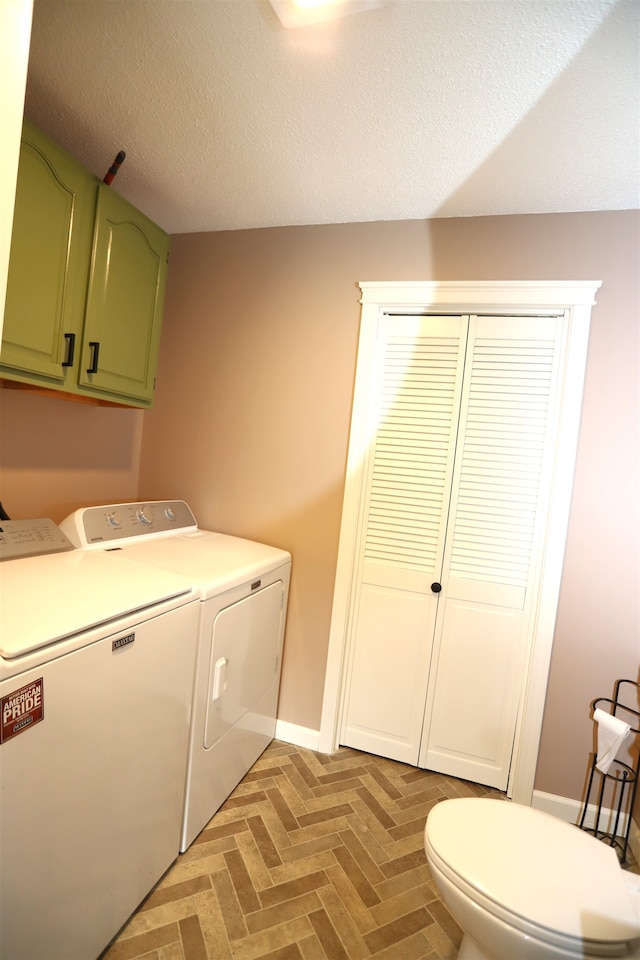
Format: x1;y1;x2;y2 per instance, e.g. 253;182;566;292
274;719;321;752
532;790;639;864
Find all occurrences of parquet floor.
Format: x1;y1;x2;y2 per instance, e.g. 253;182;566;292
102;740;505;960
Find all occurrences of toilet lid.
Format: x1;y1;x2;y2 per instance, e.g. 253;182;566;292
425;798;640;946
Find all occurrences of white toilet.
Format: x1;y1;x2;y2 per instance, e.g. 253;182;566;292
424;798;640;960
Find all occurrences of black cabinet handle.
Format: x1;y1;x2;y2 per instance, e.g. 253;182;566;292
87;341;100;375
431;582;442;594
62;332;76;367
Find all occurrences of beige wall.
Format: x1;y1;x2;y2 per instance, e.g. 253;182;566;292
0;388;143;519
138;210;639;804
1;210;637;807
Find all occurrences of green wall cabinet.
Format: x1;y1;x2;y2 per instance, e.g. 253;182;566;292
1;121;169;408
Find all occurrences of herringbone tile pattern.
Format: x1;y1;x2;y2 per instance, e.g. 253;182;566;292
102;741;504;960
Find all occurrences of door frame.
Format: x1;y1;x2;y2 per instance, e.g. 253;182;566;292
319;280;601;805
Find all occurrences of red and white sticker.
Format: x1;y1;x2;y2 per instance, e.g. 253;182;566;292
1;678;44;744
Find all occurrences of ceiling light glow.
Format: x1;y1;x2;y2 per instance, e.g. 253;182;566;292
293;0;339;9
269;0;382;30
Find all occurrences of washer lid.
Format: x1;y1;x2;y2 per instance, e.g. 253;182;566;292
425;798;640;945
0;550;194;660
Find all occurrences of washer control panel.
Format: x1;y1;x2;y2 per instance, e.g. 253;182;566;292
0;518;75;561
60;500;198;548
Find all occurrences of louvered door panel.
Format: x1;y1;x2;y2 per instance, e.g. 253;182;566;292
362;316;467;589
448;330;558;594
341;315;467;763
420;315;565;788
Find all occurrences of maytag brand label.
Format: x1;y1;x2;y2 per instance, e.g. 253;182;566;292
1;678;44;744
112;632;135;651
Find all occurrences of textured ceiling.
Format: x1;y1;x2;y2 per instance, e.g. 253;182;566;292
23;0;640;234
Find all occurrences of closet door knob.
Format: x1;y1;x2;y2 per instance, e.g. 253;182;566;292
431;582;442;594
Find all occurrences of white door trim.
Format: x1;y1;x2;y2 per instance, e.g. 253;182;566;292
320;280;601;806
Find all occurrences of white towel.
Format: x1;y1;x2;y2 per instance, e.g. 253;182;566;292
594;707;632;774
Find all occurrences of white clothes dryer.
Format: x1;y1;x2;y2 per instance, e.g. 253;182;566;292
61;501;291;852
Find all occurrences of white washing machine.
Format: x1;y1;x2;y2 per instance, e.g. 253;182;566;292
61;501;291;851
0;518;199;960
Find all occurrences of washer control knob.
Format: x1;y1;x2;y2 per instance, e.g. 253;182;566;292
107;511;121;528
136;505;155;526
165;505;176;520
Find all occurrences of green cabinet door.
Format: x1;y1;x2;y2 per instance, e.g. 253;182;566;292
1;122;96;384
79;184;169;406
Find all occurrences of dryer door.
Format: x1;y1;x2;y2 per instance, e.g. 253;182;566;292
204;580;284;749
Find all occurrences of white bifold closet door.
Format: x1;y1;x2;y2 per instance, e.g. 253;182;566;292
340;312;566;790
